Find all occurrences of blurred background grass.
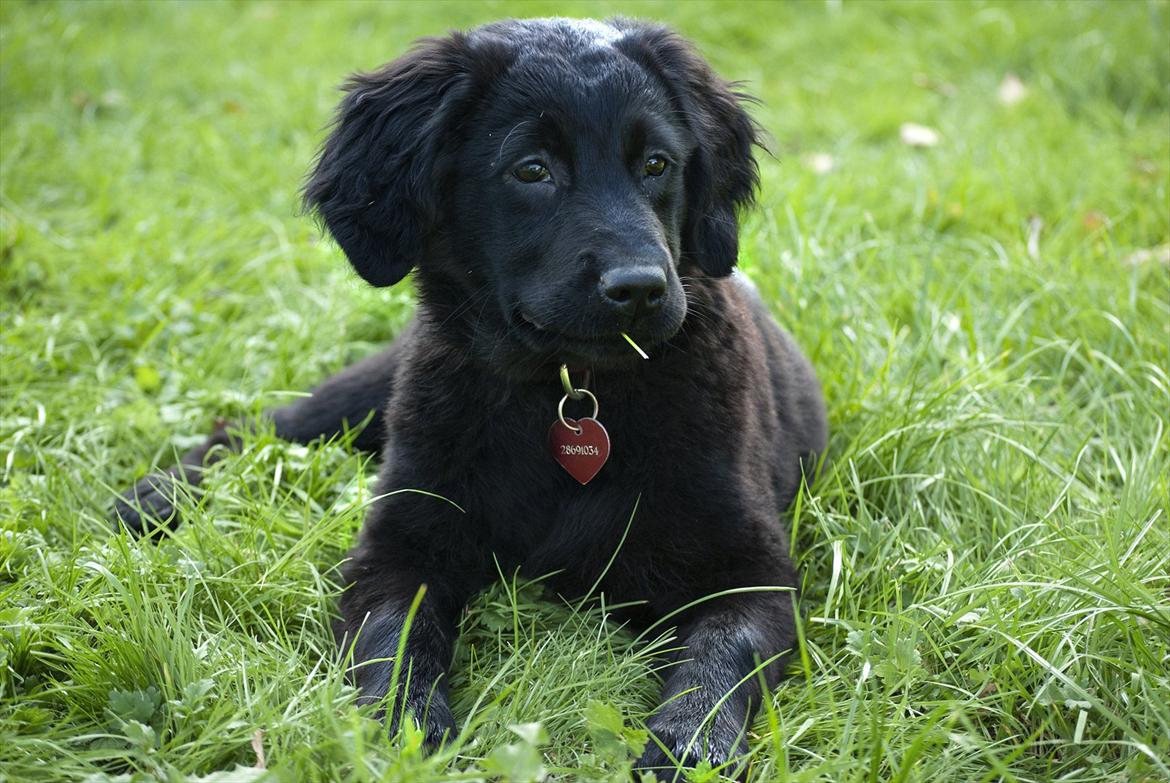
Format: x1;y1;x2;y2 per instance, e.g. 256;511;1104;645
2;2;1168;782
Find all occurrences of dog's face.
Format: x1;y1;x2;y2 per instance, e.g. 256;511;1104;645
451;27;691;363
305;18;760;372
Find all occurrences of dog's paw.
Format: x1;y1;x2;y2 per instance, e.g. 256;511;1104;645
111;470;187;536
635;716;748;780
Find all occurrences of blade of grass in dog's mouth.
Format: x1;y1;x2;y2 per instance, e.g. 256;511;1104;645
621;332;649;359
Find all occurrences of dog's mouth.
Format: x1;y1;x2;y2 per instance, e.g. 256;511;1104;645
510;309;665;362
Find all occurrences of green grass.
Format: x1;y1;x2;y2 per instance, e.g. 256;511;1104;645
2;1;1168;781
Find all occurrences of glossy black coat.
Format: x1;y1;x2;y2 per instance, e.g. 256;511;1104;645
116;18;827;774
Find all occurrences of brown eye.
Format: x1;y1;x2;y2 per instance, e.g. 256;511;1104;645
514;161;551;183
644;155;668;177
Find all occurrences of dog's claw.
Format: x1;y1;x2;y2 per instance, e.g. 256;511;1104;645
415;703;457;750
377;691;457;750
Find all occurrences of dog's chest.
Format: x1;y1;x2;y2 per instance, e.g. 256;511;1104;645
393;388;652;571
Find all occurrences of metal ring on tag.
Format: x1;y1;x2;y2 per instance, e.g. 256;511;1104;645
557;388;598;434
559;364;585;400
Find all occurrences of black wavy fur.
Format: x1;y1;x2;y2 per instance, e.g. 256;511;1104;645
115;18;827;778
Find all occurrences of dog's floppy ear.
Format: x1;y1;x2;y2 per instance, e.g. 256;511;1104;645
615;22;762;278
304;34;478;287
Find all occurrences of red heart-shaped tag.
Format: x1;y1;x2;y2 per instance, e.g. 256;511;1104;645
548;417;610;485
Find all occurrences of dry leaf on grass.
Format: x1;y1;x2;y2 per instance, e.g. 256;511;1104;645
1027;216;1043;261
252;729;266;769
1081;211;1111;232
900;123;940;147
1122;245;1170;267
803;153;835;174
997;73;1028;106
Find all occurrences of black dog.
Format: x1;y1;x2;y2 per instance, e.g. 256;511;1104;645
115;18;827;774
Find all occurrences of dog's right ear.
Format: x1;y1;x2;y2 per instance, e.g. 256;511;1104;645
304;34;487;287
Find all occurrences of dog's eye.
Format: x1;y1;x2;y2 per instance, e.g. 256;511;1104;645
514;161;551;183
644;156;668;177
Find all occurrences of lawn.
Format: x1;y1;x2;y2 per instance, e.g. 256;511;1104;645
1;1;1168;781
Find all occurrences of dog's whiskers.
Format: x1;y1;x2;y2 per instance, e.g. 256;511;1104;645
437;283;491;332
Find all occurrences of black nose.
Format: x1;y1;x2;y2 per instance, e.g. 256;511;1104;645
600;266;667;320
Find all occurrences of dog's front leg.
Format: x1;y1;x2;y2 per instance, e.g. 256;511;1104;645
337;524;481;748
637;590;796;775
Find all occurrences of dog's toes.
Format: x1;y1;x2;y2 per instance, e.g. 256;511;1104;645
383;696;457;751
420;702;457;750
635;720;747;780
111;471;186;536
634;743;676;779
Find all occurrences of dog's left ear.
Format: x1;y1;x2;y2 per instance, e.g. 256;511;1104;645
615;22;762;278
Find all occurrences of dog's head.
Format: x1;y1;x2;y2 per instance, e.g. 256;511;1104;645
305;18;760;372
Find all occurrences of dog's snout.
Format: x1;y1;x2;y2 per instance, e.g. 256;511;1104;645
600;266;667;319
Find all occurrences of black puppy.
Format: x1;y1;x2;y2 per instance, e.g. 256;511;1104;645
115;18;827;773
